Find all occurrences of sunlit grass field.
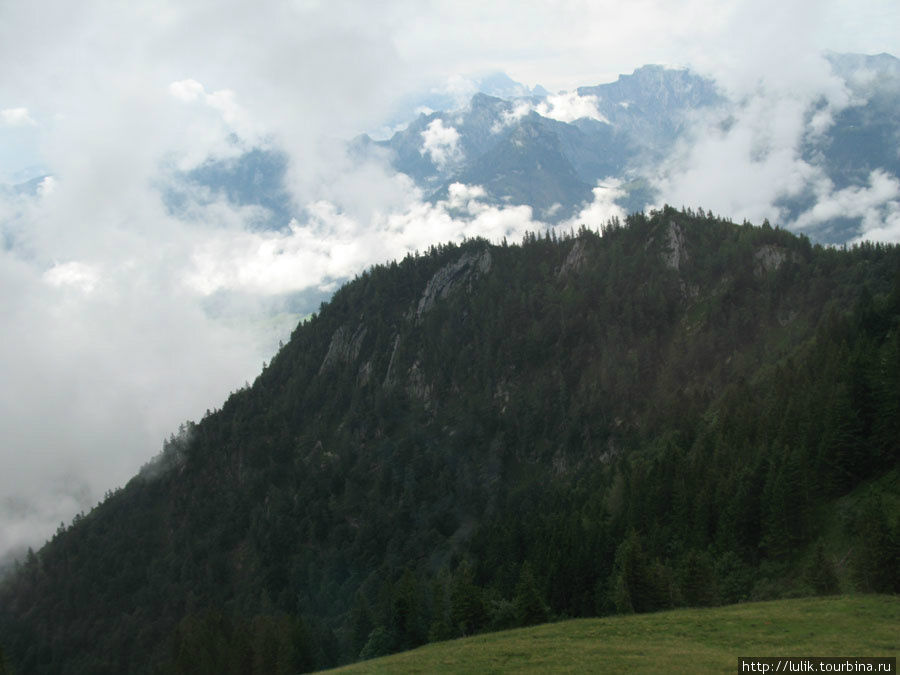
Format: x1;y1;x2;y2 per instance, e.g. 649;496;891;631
326;595;898;673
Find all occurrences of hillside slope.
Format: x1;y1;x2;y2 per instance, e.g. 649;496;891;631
1;208;898;673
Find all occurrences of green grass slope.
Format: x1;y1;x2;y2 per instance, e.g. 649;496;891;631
327;596;898;674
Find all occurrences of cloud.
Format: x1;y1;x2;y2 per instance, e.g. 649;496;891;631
491;92;608;132
446;182;487;212
648;52;860;226
792;170;900;239
562;180;627;230
0;189;277;557
646;48;900;242
420;118;462;167
854;206;900;243
433;74;479;110
491;101;532;133
36;175;56;197
184;182;543;298
168;79;205;102
535;92;609;124
43;261;101;293
1;108;36;127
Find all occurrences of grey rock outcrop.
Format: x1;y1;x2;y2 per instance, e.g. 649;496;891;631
754;244;791;276
383;334;401;388
416;249;492;320
558;238;589;278
663;220;688;270
319;324;367;373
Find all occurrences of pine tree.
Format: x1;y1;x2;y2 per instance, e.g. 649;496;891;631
349;594;374;659
851;495;899;593
391;569;426;651
803;541;839;595
678;549;716;606
513;562;548;626
450;562;488;636
608;530;662;614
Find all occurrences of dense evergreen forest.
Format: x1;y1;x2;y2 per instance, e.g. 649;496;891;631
1;207;898;673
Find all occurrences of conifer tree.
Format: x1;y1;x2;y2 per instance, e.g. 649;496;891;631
513;562;549;626
803;541;839;595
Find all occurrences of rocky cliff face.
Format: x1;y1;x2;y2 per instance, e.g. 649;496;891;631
416;248;492;320
663;220;689;271
320;324;368;373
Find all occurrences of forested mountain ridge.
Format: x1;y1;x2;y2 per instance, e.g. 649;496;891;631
1;207;898;673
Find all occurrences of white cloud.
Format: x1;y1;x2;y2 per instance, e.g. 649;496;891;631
168;78;205;102
1;108;36;127
0;182;279;556
183;182;543;298
434;74;479;109
807;108;835;138
562;180;627;230
166;78;262;166
491;93;608;132
645;47;900;244
43;261;101;293
853;204;900;243
420;118;462;167
793;169;900;233
446;182;487;213
36;175;56;197
491;101;532;133
536;92;609;124
649;58;857;226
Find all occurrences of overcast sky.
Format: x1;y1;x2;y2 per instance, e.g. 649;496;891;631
0;0;898;561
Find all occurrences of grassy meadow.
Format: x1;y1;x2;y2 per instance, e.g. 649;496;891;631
327;595;898;673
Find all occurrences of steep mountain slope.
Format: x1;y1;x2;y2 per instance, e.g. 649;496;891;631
1;208;898;673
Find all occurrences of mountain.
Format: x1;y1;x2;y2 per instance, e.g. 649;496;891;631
166;55;900;243
811;52;900;190
575;63;722;156
773;52;900;242
163;148;294;230
1;208;898;673
353;55;900;238
357;65;722;220
371;71;550;139
434;111;596;219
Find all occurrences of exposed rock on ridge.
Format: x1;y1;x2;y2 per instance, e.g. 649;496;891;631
754;244;793;276
558;238;589;278
319;324;367;373
663;220;688;270
416;249;492;320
